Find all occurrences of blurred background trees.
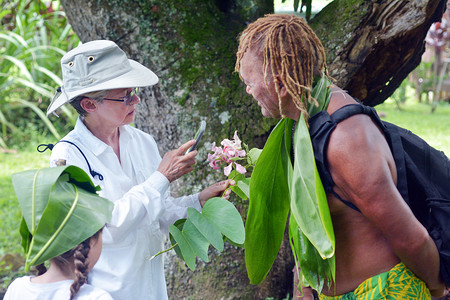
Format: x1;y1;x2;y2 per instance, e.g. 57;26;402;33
1;1;79;149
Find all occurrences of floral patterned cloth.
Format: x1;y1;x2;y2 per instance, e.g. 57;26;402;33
319;262;430;300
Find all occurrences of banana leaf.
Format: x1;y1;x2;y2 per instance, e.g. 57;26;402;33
12;166;113;270
245;118;292;284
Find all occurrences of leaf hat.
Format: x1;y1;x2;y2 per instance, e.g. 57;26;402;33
12;166;113;271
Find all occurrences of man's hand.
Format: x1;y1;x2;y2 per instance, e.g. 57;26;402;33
293;266;317;299
431;286;450;299
198;180;234;207
157;140;197;182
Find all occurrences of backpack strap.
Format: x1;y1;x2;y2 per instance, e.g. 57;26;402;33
309;103;409;210
37;140;104;181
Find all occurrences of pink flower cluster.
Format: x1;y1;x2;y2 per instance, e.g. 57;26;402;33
207;131;247;176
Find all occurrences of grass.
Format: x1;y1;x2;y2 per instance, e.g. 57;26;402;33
0;149;50;255
0;143;50;290
376;99;450;155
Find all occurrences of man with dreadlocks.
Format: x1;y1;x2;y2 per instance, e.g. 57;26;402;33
235;14;447;299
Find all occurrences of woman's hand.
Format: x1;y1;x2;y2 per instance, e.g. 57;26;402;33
157;140;197;182
198;180;234;207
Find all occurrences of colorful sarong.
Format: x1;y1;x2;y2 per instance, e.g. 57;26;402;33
319;262;430;300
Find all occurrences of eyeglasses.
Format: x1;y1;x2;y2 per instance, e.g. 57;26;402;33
103;88;139;106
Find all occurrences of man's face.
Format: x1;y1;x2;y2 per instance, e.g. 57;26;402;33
239;49;281;119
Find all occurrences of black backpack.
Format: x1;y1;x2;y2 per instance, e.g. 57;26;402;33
308;103;450;286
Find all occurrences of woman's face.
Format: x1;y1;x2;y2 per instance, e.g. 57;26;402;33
94;88;140;127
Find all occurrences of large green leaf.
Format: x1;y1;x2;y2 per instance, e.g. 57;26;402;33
202;197;245;244
187;208;223;252
245;119;291;284
290;114;335;259
179;219;210;262
12;166;112;270
280;114;335;292
12;166;98;233
169;224;197;270
169;218;186;261
168;197;244;270
289;213;335;292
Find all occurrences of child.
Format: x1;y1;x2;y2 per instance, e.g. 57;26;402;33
5;166;114;300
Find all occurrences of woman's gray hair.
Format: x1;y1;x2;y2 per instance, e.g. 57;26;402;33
70;90;108;117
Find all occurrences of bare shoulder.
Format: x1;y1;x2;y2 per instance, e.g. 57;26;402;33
326;111;398;211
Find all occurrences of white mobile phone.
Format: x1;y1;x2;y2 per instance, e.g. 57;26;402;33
187;120;206;153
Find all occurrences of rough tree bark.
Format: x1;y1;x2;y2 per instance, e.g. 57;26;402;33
59;0;446;298
311;0;448;107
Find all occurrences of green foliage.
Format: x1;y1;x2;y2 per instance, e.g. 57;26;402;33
0;146;50;290
414;61;436;93
12;166;113;270
0;264;27;293
288;115;335;291
246;118;292;284
290;115;334;259
245;76;335;291
0;0;79;149
163;197;245;271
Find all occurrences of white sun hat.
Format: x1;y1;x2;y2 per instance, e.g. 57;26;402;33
47;40;159;116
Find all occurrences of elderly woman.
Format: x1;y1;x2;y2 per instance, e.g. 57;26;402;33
46;40;230;300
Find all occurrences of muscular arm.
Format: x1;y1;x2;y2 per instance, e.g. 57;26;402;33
327;114;445;297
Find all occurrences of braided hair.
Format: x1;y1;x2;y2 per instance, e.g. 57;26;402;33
69;238;91;300
235;14;329;119
39;230;100;300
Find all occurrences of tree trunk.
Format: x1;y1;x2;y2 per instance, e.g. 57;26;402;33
310;0;447;107
60;0;446;298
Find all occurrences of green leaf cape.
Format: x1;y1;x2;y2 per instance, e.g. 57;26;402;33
245;75;335;292
12;166;113;271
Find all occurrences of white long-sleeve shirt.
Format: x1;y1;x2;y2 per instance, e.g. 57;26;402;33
49;117;202;300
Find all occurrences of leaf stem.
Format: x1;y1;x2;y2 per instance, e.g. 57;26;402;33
149;243;178;260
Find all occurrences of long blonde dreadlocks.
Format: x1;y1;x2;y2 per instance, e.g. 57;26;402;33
235;14;329;119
